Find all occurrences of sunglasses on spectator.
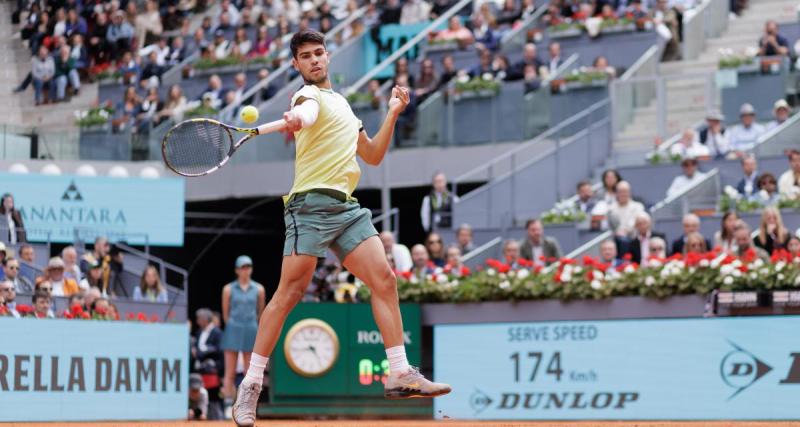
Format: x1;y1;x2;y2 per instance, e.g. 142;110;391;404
39;287;52;291
6;266;17;270
649;246;664;251
427;239;442;244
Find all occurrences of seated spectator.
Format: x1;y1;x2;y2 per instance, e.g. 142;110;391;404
70;34;89;72
684;232;708;255
167;37;187;66
491;54;511;80
670;128;710;158
414;59;439;102
598;169;622;205
118;51;141;85
400;0;430;24
497;0;522;26
249;27;272;58
599;239;623;267
714;211;739;253
234;28;252;57
591;56;617;79
80;236;109;274
734;222;769;261
758;20;789;57
728;103;766;152
61;246;81;282
649;236;668;259
670;213;709;255
380;0;402;24
134;265;168;302
135;0;163;47
425;232;446;267
754;172;781;206
546;42;563;77
444;245;468;276
433;16;474;46
627;212;666;264
0;280;20;318
522;64;542;93
608;181;645;238
80;261;104;291
107;10;135;60
472;7;500;51
5;258;33;294
379;231;412;273
787;235;800;258
67;292;86;312
393;57;414;88
503;239;522;268
455;223;475;254
156;85;188;124
519;218;562;266
754;206;790;254
420;172;457;232
163;3;184;31
574;180;596;215
66;9;88;38
736;154;759;198
135;87;162;129
699;110;729;158
666;158;707;198
90;296;110;317
140;51;166;83
0;193;26;244
189;373;210;420
18;244;36;284
41;257;80;297
438;55;459;88
767;99;791;131
53;44;81;101
212;29;233;59
203;74;225;109
469;48;494;79
32;291;54;319
88;12;111;64
410;244;434;281
31;45;55;105
509;43;543;81
778;150;800;197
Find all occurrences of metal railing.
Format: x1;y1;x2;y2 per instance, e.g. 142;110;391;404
610;45;661;142
460;236;502;269
753;112;800;157
499;7;547;52
560;230;613;260
371;207;400;237
682;0;728;60
650;168;720;220
522;53;581;139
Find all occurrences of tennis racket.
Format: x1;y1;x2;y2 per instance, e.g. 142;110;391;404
161;118;286;177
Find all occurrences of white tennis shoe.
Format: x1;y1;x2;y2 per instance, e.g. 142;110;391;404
384;366;452;399
232;381;261;427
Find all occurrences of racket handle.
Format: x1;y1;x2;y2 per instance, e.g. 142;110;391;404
256;119;287;135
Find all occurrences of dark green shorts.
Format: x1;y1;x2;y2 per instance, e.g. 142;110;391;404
283;190;378;260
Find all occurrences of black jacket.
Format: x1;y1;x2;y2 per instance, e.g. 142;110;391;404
628;232;667;264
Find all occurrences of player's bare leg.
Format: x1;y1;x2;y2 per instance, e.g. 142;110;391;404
342;236;451;399
232;253;316;427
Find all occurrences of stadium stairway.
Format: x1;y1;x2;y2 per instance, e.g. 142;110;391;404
613;0;797;157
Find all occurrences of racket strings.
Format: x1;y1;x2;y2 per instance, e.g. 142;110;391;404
163;120;233;176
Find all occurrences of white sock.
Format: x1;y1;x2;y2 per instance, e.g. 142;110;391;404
243;353;269;385
386;345;410;375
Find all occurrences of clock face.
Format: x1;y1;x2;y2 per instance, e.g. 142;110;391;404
284;319;340;378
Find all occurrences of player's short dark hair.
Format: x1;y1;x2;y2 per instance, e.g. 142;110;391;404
290;29;326;58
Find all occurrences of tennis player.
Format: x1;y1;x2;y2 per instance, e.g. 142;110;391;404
232;29;451;426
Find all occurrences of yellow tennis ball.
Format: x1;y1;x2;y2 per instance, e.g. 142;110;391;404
240;105;259;124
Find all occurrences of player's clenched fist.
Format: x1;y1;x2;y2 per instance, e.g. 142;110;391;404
283;110;303;132
388;86;410;115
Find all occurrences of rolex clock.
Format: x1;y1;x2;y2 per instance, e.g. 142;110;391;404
283;318;340;378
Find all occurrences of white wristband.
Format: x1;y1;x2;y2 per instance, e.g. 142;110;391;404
293;100;319;128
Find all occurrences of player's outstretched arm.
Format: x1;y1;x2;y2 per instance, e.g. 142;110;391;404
357;86;410;166
282;96;319;133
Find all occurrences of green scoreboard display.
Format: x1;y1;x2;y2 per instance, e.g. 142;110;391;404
262;303;429;417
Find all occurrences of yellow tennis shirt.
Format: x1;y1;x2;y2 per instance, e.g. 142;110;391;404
284;84;362;204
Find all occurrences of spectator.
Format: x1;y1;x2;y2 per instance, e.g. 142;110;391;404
135;0;163;47
438;55;458;88
189;374;210;420
118;52;141;85
522;64;542;93
66;9;88;38
468;48;494;79
608;181;645;238
67;292;86;313
546;42;562;77
193;308;224;420
444;245;467;276
598;169;622;205
31;45;55;105
736;154;759;198
41;257;80;297
599;239;623;267
519;218;562;266
249;27;272;58
574;181;596;215
167;37;187;65
684;232;708;255
627;212;666;264
0;193;26;244
787;235;800;258
107;10;135;60
714;211;739;253
491;54;511;80
61;246;81;282
133;265;168;302
140;51;165;83
420;172;458;232
84;287;102;311
767;99;791;131
80;236;109;274
425;232;446;267
88;12;111;64
53;8;68;38
379;0;402;24
379;231;412;273
232;72;247;106
653;0;680;61
108;302;120;321
472;7;499;51
591;56;617;79
393;57;414;88
0;280;20;318
234;28;252;57
455;223;475;254
670;213;710;255
497;0;523;26
32;291;54;319
5;258;33;294
70;34;89;72
670;128;710;158
212;29;233;59
754;206;790;254
414;59;439;102
203;74;225;109
410;244;434;281
728;103;766;152
699;110;729;158
666;158;707;198
649;236;668;259
400;0;431;24
156;85;188;124
778;150;800;197
433;16;474;45
107;245;125;297
53;45;81;101
754;172;781;206
220;255;265;401
758;20;789;57
734;222;769;261
163;4;184;31
90;296;110;317
79;261;104;291
503;239;522;268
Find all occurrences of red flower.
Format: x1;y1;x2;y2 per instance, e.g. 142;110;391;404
167;311;176;320
137;312;147;322
582;256;596;267
738;265;749;273
95;306;107;316
70;304;84;315
0;306;8;316
742;248;756;263
772;249;792;263
150;314;160;322
518;258;534;268
622;253;633;261
443;264;453;274
460;266;471;276
559;257;576;265
63;312;74;319
126;312;135;321
399;271;413;280
16;304;33;315
80;312;90;319
533;265;543;274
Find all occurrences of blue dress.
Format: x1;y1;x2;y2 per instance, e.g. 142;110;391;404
221;280;262;352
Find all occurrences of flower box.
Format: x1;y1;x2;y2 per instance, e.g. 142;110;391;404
424;41;460;53
599;23;636;34
454;89;499;100
547;27;583;39
349;100;374;110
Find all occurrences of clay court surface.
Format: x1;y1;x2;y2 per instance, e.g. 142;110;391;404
5;421;800;427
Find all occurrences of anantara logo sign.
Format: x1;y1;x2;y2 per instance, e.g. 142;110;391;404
435;317;800;420
1;173;184;246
